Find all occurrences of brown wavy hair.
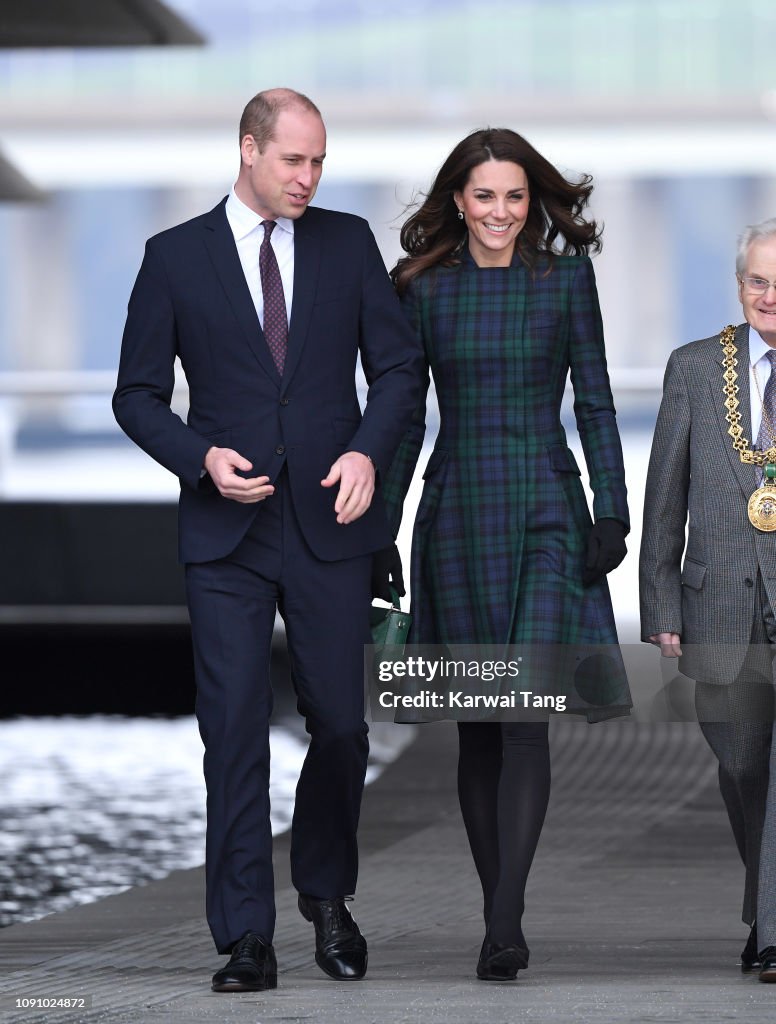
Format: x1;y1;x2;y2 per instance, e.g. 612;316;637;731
391;128;602;295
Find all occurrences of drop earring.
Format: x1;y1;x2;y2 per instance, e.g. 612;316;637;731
457;209;464;221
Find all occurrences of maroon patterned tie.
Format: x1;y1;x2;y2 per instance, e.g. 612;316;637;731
259;220;287;375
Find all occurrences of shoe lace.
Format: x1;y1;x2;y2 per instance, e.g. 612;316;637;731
231;932;263;963
327;897;353;933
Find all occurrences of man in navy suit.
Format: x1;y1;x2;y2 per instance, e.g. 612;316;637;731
113;88;421;992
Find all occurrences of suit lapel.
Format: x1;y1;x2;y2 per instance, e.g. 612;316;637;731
282;211;322;388
712;322;757;499
201;199;281;386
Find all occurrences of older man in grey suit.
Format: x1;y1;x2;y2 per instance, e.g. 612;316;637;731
640;217;776;982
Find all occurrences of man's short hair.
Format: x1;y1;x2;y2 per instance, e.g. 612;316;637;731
736;217;776;275
239;88;322;153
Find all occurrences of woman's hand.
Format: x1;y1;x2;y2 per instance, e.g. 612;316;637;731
582;518;627;585
371;543;405;602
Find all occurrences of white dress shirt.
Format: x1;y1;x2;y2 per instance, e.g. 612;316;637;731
225;187;294;327
749;325;776;444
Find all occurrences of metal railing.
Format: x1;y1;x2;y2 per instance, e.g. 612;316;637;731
0;366;666;398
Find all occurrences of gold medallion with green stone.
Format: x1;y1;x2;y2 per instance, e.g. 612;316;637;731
748;463;776;532
719;325;776;531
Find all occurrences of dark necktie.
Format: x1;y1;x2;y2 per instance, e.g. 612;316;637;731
757;349;776;453
259;220;288;375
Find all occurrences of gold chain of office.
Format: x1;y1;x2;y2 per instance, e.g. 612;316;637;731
720;323;776;530
721;324;776;463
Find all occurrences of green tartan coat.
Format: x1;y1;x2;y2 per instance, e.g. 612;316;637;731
381;249;630;657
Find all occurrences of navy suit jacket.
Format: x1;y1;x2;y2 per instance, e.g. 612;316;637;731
113;198;423;564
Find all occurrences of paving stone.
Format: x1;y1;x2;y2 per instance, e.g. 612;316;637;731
1;721;773;1023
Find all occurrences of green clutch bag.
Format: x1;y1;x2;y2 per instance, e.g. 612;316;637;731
369;586;411;655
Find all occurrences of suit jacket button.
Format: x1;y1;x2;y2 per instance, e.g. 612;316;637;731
276;445;285;455
745;578;754;587
280;398;289;406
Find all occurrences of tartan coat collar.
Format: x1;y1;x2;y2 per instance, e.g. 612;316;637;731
458;243;527;271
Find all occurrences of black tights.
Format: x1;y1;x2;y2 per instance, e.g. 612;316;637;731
457;720;551;948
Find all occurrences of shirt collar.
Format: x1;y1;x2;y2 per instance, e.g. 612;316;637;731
226;186;295;241
749;324;774;367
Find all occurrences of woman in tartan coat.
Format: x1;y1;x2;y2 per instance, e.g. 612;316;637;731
380;129;630;981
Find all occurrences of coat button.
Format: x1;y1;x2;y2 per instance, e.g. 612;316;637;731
745;578;754;587
276;445;285;455
280;398;289;406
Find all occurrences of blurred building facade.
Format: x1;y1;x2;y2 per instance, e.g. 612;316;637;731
0;0;775;490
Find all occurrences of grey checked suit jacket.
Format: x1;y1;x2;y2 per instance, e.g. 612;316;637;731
639;323;776;684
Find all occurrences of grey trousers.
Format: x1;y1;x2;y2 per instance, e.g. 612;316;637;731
695;576;776;945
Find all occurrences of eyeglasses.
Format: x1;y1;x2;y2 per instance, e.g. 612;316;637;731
740;275;776;294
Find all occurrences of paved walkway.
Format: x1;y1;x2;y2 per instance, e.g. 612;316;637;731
0;717;774;1023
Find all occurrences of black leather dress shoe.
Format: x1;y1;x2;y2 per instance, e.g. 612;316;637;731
476;936;529;981
211;932;278;992
298;894;367;980
741;924;761;973
759;946;776;982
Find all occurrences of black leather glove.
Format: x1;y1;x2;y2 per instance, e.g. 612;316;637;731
582;518;627;586
371;543;405;602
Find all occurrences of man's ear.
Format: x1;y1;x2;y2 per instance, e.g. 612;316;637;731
240;134;257;167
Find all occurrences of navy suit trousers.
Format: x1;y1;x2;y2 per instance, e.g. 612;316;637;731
185;469;371;953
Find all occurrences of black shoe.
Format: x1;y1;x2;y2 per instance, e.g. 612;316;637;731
476;936;529;981
759;946;776;983
742;924;761;973
298;894;368;980
211;932;278;992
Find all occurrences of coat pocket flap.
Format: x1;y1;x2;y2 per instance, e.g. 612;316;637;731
422;448;449;479
681;559;707;590
547;443;581;475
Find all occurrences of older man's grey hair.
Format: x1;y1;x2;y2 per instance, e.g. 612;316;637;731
736;217;776;276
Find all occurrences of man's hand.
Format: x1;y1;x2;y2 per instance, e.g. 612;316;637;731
321;451;375;524
204;447;275;503
648;632;682;658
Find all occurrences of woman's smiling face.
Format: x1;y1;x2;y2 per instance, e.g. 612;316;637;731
454;159;530;267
